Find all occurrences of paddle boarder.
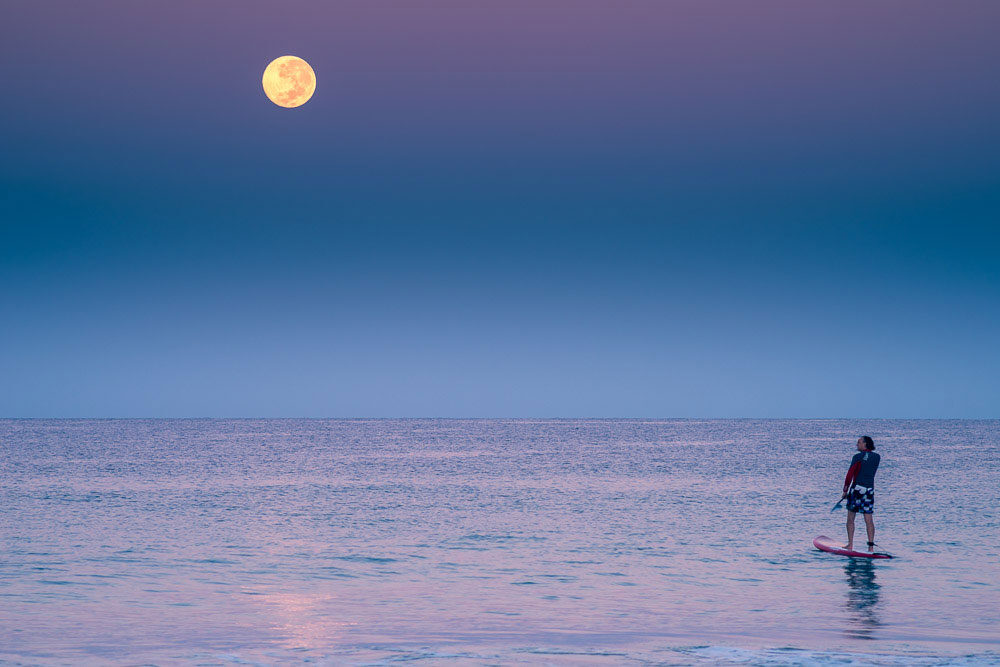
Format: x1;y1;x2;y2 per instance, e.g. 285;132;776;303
842;436;880;552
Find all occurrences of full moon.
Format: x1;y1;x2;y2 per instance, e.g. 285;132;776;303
261;56;315;108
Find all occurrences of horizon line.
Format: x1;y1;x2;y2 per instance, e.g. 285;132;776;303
2;416;997;421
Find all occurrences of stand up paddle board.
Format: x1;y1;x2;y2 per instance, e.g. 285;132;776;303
813;535;893;559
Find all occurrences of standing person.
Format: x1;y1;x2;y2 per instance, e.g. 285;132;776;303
842;436;880;552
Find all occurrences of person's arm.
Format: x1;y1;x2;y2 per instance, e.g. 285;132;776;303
842;460;861;496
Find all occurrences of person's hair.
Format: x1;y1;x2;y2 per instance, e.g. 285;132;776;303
860;435;875;451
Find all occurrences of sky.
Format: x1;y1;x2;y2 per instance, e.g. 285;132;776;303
1;1;999;418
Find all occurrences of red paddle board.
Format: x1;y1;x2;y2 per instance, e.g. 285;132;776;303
813;535;893;559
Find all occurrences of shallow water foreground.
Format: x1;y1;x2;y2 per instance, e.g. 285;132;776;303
1;419;999;664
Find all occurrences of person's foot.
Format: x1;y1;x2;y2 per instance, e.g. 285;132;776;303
843;543;853;551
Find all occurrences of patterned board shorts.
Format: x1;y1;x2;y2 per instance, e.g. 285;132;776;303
847;487;875;514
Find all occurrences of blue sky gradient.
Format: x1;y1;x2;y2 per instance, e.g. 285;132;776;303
2;1;998;416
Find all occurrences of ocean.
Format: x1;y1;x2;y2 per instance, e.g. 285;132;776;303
1;419;998;665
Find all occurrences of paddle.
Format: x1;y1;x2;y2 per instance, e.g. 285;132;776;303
830;495;846;512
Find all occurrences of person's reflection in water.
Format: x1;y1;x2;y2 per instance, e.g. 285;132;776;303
843;558;882;639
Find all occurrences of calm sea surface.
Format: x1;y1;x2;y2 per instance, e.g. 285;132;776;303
1;419;998;665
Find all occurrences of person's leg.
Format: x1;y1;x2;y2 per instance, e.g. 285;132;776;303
845;510;856;550
863;513;875;550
